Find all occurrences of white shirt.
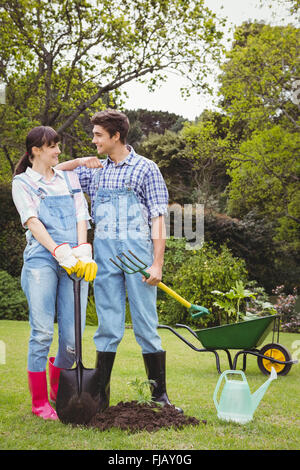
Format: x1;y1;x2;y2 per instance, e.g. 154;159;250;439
12;167;90;228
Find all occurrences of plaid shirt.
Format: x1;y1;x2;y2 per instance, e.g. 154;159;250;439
75;146;168;224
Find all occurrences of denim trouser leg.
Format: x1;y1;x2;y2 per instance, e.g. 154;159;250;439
22;264;58;372
93;244;127;352
125;272;163;353
124;237;163;354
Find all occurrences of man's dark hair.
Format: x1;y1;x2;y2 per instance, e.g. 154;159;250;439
91;109;130;144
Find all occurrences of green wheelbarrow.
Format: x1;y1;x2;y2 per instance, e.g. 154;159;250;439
159;315;298;375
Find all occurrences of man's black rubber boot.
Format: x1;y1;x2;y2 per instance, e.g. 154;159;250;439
143;351;183;413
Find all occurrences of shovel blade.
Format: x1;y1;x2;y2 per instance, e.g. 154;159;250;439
56;364;100;425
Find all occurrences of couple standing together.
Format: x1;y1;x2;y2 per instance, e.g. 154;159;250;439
12;109;181;421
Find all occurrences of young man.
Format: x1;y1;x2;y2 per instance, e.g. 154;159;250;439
56;109;182;412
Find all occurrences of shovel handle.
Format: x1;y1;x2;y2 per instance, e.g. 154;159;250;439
72;277;82;365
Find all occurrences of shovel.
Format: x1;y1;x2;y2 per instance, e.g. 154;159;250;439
110;250;210;318
56;275;100;425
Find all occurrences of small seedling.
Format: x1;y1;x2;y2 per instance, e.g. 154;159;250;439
127;378;159;406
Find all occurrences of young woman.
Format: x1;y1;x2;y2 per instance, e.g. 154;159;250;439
12;126;97;420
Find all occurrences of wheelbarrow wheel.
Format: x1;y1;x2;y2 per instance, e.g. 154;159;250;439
257;343;292;376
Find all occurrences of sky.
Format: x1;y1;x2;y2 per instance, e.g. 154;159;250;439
122;0;292;120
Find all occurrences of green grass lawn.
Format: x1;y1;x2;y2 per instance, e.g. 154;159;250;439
0;320;299;450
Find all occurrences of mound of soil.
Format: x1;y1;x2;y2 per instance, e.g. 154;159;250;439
87;401;205;433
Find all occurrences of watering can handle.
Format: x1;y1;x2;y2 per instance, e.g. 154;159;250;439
213;370;247;409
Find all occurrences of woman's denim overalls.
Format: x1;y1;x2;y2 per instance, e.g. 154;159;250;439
14;172;88;372
93;159;163;354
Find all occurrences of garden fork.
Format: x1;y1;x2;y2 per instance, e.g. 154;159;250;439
110;250;210;318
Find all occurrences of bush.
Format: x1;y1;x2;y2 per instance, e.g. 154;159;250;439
204;210;300;293
272;285;300;333
157;239;249;327
0;270;28;320
0;183;26;277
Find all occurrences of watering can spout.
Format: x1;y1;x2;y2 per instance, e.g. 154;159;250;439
251;367;277;413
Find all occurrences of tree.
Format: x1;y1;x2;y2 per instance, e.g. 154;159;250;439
260;0;300;17
126;109;186;145
179;112;231;208
138;130;189;204
0;0;226;139
219;22;300;138
227;125;300;251
216;22;300;250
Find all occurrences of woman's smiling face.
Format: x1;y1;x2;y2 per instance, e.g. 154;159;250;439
38;141;61;166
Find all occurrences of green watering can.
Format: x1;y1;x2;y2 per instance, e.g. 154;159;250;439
213;367;277;424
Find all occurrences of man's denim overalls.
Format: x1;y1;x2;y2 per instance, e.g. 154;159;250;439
14;172;88;372
93;159;163;354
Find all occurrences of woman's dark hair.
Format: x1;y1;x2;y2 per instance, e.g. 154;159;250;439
14;126;60;176
91;109;130;144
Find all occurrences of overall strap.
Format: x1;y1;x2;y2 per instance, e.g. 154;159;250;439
63;171;81;195
13;174;47;198
92;160;108;189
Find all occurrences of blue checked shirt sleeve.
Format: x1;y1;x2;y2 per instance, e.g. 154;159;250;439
67;171;91;223
143;163;169;219
74;165;96;198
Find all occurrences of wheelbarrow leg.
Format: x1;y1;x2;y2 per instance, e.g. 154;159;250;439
242;353;247;371
231;351;247;371
224;349;233;370
213;351;222;374
233;350;255;370
211;350;233;374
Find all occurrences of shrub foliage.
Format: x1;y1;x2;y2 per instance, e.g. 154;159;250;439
0;270;28;320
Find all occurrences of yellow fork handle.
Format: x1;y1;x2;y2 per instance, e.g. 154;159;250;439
157;282;192;309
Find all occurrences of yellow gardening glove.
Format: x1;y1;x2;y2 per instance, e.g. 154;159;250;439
52;243;84;275
72;243;98;282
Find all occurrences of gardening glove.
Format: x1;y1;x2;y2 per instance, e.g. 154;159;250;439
72;243;98;282
52;243;83;276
